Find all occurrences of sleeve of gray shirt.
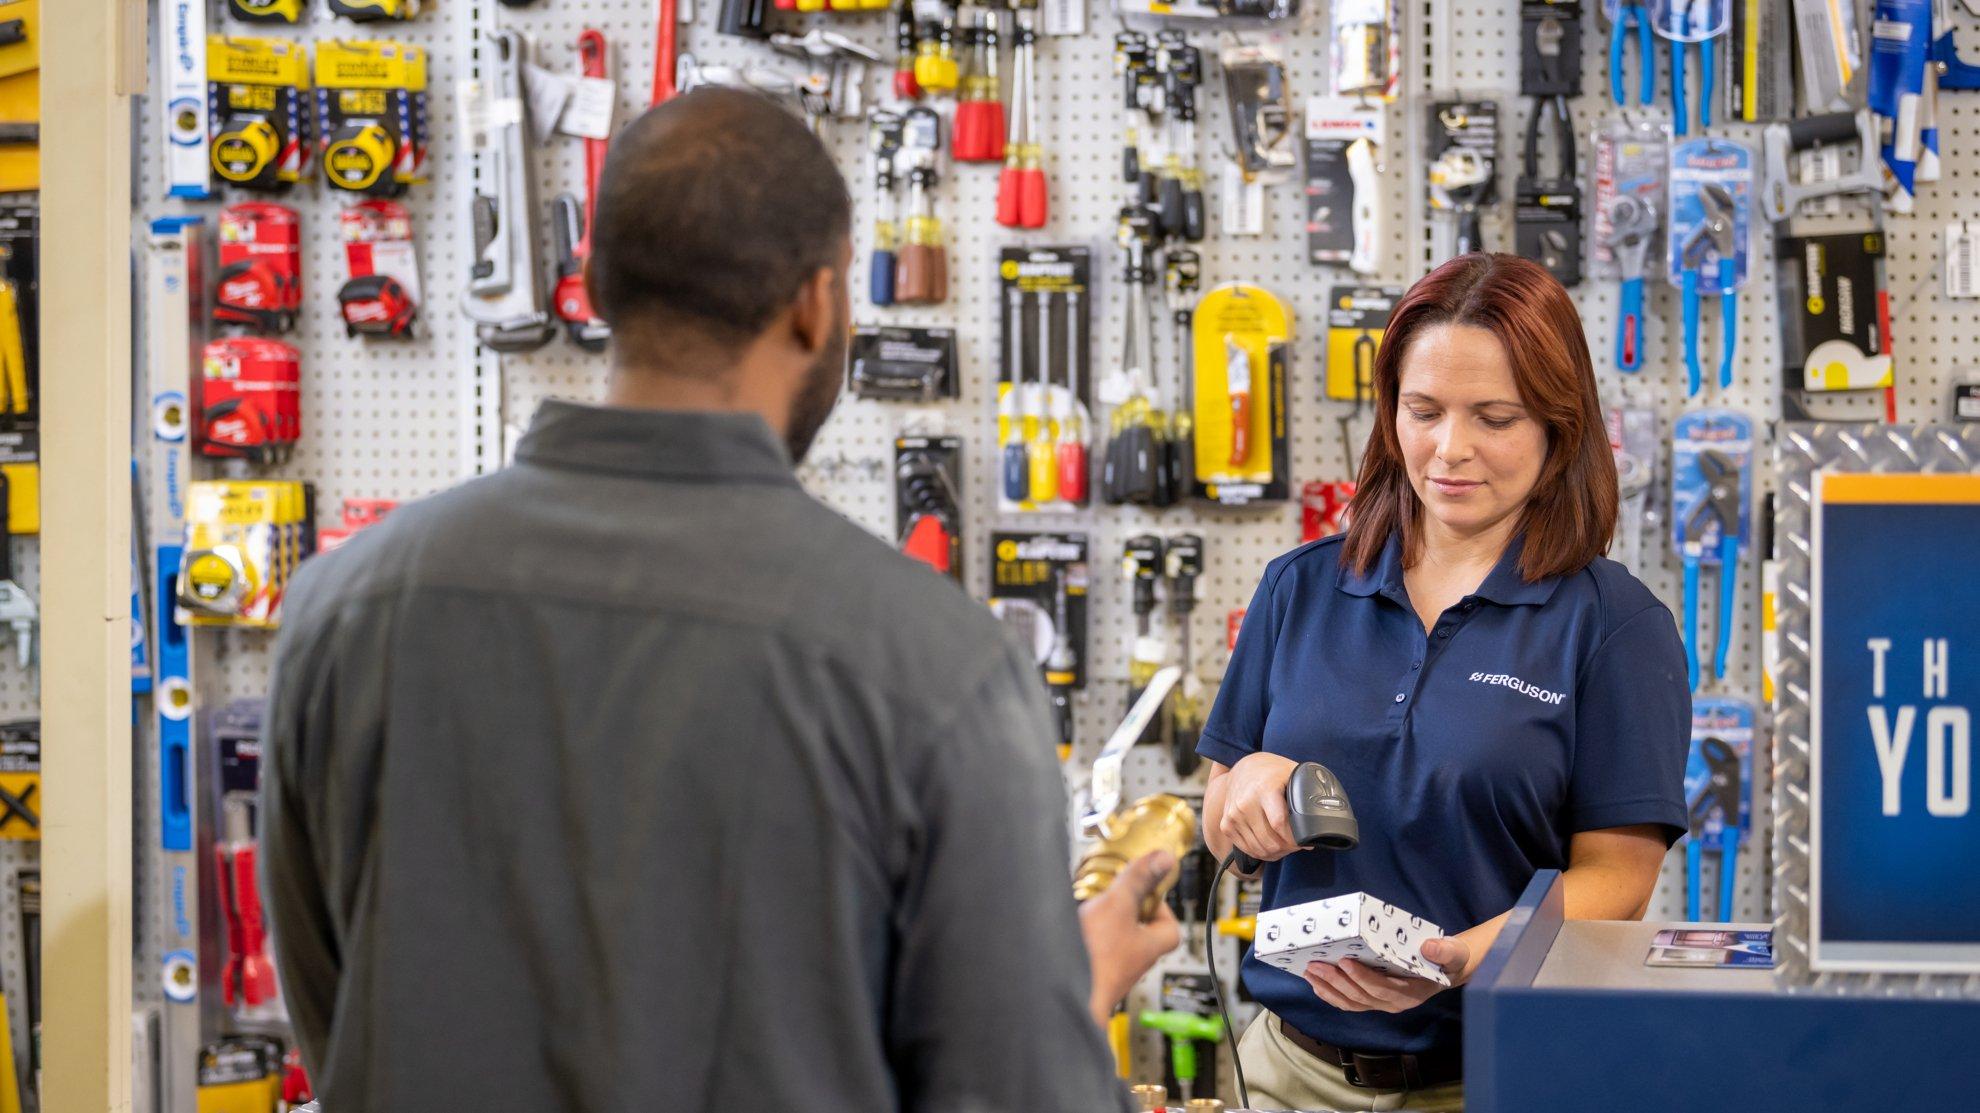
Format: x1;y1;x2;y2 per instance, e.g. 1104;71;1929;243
259;572;386;1084
885;641;1132;1113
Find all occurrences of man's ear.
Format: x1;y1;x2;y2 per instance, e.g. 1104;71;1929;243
790;265;838;355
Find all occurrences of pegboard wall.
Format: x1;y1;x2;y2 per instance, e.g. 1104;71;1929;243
121;0;1980;1104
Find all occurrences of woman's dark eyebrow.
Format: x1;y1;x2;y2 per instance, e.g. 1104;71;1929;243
1400;391;1527;410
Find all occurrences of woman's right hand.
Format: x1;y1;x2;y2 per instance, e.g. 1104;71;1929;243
1214;752;1302;875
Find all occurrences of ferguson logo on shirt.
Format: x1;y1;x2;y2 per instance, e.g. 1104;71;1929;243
1469;672;1567;705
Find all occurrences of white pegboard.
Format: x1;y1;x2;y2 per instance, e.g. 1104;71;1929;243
0;539;35;1101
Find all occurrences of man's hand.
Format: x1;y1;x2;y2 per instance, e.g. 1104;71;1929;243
1078;850;1182;1027
1300;936;1471;1014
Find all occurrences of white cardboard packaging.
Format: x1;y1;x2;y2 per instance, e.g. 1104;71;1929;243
1254;892;1450;986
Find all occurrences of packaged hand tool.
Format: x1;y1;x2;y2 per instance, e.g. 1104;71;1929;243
1671;409;1752;689
462;30;555;352
894;107;949;305
951;1;1005;161
1686;697;1754;920
1591;119;1668;372
176;479;314;628
1607;0;1657;106
1303;97;1383;271
1515;95;1582;286
1164;249;1201;505
328;0;423;21
1667;138;1753;396
196;1036;285;1113
1775;230;1894;407
338;200;421;339
198;337;301;466
849;325;958;400
214;203;301;334
1522;1;1584;96
1793;0;1860;111
1101;207;1173;508
1122;534;1170;739
314;39;429;197
0;204;35;431
895;435;962;581
1606;406;1661;574
1165;534;1205;777
1726;0;1793;121
1652;0;1729;135
994;3;1047;229
1321;283;1398;404
0;723;36;840
1190;284;1291;505
1870;0;1931;212
207;36;311;193
867;111;905;305
1154;32;1206;243
998;246;1092;511
1426;100;1498;258
316;497;399;552
212;701;283;1022
1333;0;1401;99
989;532;1088;759
911;2;959;94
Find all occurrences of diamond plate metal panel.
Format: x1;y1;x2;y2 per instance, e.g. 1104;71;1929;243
1773;422;1980;995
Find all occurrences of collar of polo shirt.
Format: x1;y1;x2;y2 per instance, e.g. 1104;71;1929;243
1336;531;1561;607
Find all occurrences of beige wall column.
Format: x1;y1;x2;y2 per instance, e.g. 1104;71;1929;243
42;0;143;1109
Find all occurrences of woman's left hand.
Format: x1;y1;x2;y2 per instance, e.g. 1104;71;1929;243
1301;937;1471;1014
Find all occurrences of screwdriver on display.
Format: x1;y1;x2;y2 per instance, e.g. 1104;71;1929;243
892;0;922;99
1163;249;1200;503
1056;288;1090;504
867;111;905;306
1123;534;1167;734
1002;285;1033;502
1103;206;1163;505
894;107;948;305
1166;533;1205;778
1046;565;1079;761
1026;289;1058;503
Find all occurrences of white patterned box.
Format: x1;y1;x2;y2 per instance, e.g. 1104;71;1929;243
1254;893;1450;986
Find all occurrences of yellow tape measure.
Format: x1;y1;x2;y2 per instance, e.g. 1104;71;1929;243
210;118;281;185
323;123;396;193
227;0;304;21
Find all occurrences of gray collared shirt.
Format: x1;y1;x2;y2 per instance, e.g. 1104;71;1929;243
262;400;1128;1113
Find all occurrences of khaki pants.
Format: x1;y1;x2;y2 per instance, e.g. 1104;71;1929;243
1234;1013;1465;1112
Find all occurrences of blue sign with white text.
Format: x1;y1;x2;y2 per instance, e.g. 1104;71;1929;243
1816;475;1980;969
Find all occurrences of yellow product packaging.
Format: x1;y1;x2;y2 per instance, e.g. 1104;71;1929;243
207;36;312;191
177;479;310;627
1190;284;1292;505
315;40;430;195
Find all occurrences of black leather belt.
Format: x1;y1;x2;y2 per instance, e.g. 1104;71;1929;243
1279;1020;1463;1091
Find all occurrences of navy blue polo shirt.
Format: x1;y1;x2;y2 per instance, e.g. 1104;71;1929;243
1197;532;1689;1056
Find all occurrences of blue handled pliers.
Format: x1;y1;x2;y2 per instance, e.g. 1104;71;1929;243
1679;183;1738;397
1609;1;1655;105
1670;0;1717;136
1603;194;1658;372
1679;449;1741;691
1686;736;1743;922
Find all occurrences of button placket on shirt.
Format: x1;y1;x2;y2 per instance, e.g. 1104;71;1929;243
1400;595;1480;714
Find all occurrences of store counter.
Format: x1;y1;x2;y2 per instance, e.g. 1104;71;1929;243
1465;870;1979;1113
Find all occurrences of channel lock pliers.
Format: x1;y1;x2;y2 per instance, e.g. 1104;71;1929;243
1604;194;1658;372
1608;1;1654;106
1679;449;1741;691
1680;184;1738;397
1670;0;1716;135
1686;735;1742;922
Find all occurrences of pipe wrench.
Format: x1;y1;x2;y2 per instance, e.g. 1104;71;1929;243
464;30;556;353
552;29;612;351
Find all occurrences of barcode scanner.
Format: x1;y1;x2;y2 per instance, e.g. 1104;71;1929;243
1227;760;1359;874
1211;760;1358;1110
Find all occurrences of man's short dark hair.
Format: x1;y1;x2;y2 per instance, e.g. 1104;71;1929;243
589;88;853;354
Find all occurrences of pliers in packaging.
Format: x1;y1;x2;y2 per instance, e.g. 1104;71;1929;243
1670;0;1717;135
1609;1;1655;105
1686;736;1742;921
1679;183;1738;397
1679;449;1741;690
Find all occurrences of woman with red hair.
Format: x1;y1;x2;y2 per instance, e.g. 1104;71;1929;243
1199;254;1690;1111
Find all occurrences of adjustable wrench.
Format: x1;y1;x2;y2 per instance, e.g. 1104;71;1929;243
464;30;556;353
